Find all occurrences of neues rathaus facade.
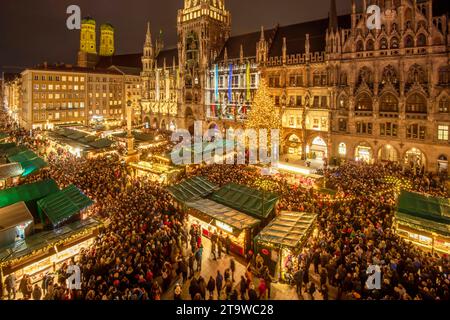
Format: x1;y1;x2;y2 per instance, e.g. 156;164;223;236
140;0;450;172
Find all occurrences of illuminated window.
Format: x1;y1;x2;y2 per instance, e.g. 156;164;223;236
438;125;449;141
338;143;346;156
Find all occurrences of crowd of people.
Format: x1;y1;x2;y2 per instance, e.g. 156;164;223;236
1;107;449;300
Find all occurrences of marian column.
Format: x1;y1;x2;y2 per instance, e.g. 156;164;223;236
125;101;140;163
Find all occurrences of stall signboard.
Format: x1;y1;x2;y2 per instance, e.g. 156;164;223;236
216;220;233;234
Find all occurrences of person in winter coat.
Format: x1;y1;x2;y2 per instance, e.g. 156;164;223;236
174;284;182;300
216;271;223;300
195;245;203;272
32;284;42;300
198;276;206;300
230;258;236;282
188;253;195;278
207;276;216;299
239;276;248;300
248;283;258;300
294;268;303;296
258;278;267;300
189;278;199;300
5;273;17;300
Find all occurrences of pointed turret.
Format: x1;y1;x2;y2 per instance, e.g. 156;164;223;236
328;0;338;32
239;44;244;63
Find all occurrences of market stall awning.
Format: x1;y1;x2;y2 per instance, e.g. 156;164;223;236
0;179;59;208
67;132;87;140
0;142;16;155
255;211;317;249
210;183;279;220
0;217;101;264
0;162;23;180
37;185;93;227
2;145;28;157
0;202;34;232
89;138;114;149
7;149;47;176
167;176;219;203
396;191;450;236
186;198;260;231
7;150;39;163
0;133;8;141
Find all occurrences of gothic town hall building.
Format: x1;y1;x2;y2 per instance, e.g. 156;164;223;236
138;0;450;172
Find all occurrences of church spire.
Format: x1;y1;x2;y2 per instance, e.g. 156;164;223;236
145;22;152;45
260;25;265;41
328;0;338;32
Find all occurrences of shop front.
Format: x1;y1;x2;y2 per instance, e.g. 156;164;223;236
355;143;373;163
0;218;101;286
254;211;317;281
186;199;260;257
129;161;182;185
396;190;450;254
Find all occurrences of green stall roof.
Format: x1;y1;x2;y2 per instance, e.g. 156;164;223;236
0;143;16;154
255;211;317;249
89;138;114;149
396;190;450;236
2;145;28;157
0;179;59;208
37;185;93;227
8;150;39;163
0;133;8;141
210;183;279;220
20;157;48;176
167;176;219;203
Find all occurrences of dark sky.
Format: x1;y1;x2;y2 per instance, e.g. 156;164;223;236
0;0;350;74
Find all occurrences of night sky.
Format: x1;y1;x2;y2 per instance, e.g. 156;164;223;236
0;0;351;74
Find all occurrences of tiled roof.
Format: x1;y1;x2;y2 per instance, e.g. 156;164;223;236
215;28;276;62
27;64;123;75
156;48;179;68
97;53;143;69
269;15;351;57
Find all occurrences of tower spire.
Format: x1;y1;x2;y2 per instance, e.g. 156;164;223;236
260;25;265;41
328;0;338;31
145;22;152;45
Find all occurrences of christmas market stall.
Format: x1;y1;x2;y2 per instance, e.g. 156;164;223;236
167;176;219;209
0;202;34;246
0;180;60;222
7;149;47;177
37;185;94;229
0;162;23;189
129;158;183;185
185;198;261;257
395;190;450;254
254;211;317;280
0;217;102;286
209;183;279;226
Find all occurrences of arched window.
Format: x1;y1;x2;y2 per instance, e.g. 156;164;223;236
339;72;347;86
338;143;347;156
366;39;374;51
356;40;364;52
380;93;399;112
417;34;427;46
404;35;414;48
356;93;373;111
439;97;449;113
438;66;450;84
390;37;399;49
338;95;349;110
406;93;427;113
380;38;388;50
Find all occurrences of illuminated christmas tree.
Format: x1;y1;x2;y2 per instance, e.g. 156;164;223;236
245;78;282;149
